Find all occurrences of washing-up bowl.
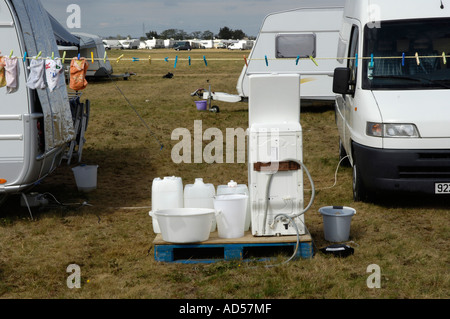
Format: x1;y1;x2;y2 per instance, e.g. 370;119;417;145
154;208;215;243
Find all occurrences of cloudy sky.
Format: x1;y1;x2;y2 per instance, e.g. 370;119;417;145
40;0;345;38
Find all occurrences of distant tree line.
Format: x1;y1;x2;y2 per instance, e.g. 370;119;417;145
144;26;251;40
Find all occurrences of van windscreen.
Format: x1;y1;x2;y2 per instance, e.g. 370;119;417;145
362;18;450;90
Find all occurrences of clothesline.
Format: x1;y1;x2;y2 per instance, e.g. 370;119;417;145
0;52;89;93
0;52;448;67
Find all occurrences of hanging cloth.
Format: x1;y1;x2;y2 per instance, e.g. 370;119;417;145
26;58;46;90
0;57;6;88
45;58;64;92
4;56;18;93
69;57;89;91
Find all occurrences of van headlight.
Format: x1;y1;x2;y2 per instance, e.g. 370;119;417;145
366;122;420;138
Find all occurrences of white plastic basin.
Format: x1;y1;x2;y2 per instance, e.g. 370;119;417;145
154;208;215;243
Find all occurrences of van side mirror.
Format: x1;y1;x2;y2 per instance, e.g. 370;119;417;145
333;67;354;95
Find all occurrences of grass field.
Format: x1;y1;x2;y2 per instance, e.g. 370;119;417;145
0;49;449;299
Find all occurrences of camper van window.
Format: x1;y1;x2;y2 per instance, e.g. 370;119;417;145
275;34;316;58
348;26;359;94
362;18;450;90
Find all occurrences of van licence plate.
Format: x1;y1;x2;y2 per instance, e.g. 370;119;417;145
435;183;450;194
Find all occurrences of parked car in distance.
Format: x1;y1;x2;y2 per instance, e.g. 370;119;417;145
174;41;191;51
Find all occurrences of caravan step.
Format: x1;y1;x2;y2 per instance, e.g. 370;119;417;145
153;232;313;264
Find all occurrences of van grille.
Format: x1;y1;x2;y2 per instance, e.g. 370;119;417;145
399;166;450;179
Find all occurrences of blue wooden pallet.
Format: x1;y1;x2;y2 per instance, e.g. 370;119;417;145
153;232;313;264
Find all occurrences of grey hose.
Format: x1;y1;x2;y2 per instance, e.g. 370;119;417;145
263;158;316;234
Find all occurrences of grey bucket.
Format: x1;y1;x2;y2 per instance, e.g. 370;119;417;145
319;206;356;242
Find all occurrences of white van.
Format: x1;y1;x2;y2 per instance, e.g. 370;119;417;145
333;0;450;201
0;0;82;205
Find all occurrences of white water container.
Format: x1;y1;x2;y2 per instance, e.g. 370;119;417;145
184;178;216;232
217;180;250;231
150;176;183;233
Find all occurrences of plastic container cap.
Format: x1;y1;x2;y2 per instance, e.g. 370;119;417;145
228;180;238;188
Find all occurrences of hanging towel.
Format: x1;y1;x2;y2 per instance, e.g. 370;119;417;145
4;56;18;93
26;58;46;90
45;58;64;92
69;57;89;91
0;57;6;88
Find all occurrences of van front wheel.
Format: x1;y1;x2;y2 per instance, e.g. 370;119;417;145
352;164;367;202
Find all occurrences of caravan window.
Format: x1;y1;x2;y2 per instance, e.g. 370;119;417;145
275;34;316;58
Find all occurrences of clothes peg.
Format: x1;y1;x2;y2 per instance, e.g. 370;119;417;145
116;54;124;63
9;50;13;58
370;54;374;68
148;56;151;64
203;56;208;66
402;53;405;67
103;52;107;63
355;53;358;67
62;51;67;64
36;51;42;59
164;57;169;62
443;52;447;65
78;53;81;60
23;52;27;63
415;52;420;66
91;52;94;63
296;56;300;66
309;55;318;66
188;56;191;66
244;55;248;67
132;57;139;62
174;56;178;68
265;55;268;66
51;52;55;60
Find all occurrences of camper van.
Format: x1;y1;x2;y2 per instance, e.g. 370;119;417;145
0;0;82;205
333;0;450;201
236;5;345;102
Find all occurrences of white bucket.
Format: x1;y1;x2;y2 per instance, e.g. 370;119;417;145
72;165;98;192
319;206;356;242
184;178;217;232
151;176;183;233
213;194;248;239
217;181;250;231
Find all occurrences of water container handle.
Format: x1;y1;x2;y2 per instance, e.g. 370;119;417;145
215;210;228;227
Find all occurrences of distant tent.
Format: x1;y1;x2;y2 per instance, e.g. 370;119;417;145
72;32;113;78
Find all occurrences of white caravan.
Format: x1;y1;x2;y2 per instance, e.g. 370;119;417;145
333;0;450;201
228;40;254;50
236;5;345;102
119;39;140;49
145;38;165;49
0;0;83;204
103;39;123;50
192;5;345;107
